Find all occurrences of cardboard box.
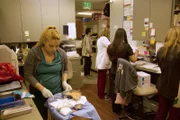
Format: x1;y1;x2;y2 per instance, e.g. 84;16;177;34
137;71;151;88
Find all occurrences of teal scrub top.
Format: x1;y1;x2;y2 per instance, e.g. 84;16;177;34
36;50;62;94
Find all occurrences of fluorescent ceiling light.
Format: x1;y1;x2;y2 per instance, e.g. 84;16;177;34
77;12;92;15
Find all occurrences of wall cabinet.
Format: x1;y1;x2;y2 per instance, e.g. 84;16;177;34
20;0;42;42
133;0;172;42
133;0;149;41
41;0;60;30
0;0;75;43
0;0;23;43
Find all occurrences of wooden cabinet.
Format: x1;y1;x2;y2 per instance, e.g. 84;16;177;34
150;0;172;41
133;0;172;42
41;0;60;30
133;0;150;41
20;0;42;42
0;0;23;43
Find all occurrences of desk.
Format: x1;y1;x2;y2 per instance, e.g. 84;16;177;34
0;83;43;120
133;61;161;74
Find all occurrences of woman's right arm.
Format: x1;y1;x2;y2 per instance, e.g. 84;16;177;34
24;50;44;92
129;50;139;63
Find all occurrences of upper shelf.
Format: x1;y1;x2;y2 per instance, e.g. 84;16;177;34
174;9;180;13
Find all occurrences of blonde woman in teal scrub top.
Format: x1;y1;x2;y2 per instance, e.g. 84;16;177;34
24;26;72;120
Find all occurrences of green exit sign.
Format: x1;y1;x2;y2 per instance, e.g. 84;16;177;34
83;2;92;10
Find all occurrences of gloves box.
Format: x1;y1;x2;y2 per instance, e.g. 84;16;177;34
137;71;151;88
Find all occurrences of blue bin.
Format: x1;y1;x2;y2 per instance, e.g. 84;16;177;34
0;96;25;110
0;96;15;105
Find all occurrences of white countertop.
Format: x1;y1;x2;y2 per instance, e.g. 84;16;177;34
133;61;161;74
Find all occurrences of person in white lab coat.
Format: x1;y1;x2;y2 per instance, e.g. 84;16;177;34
96;27;111;99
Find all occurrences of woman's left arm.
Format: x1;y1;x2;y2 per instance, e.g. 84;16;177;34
62;73;68;81
62;50;72;91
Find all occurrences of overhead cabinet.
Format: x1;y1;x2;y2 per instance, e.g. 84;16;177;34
20;0;42;42
133;0;172;42
41;0;60;30
0;0;23;43
0;0;75;43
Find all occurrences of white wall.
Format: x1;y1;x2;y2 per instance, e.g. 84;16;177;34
59;0;75;40
110;0;163;51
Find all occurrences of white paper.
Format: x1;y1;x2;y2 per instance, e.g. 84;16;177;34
144;18;149;27
67;22;76;39
123;21;130;30
141;64;158;69
49;96;87;109
124;0;131;5
144;18;149;23
150;28;156;36
149;22;153;28
129;7;133;16
124;7;130;16
130;45;138;53
129;21;133;28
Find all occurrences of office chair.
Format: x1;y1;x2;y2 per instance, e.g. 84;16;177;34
115;58;158;120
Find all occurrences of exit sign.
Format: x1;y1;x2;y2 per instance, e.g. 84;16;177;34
83;2;92;10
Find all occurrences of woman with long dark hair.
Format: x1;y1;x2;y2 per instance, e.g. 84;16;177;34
107;28;138;113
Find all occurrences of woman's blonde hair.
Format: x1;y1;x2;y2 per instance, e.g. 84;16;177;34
98;27;109;38
36;26;60;47
162;26;180;57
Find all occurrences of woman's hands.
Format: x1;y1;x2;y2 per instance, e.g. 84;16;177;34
35;83;54;98
41;88;54;98
62;81;72;91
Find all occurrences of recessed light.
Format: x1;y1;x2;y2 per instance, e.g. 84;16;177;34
77;12;92;15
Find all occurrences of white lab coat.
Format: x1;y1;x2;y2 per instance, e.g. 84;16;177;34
96;36;111;69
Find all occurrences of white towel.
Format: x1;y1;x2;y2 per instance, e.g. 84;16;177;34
49;96;87;109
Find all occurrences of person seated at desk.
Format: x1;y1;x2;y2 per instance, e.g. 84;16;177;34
155;27;180;120
24;26;72;120
107;28;139;113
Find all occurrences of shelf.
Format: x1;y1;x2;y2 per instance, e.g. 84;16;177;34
174;9;180;12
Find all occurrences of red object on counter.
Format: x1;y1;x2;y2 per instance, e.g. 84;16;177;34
0;62;24;84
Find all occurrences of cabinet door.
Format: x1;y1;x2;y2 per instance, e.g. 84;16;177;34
20;0;42;42
133;0;150;40
41;0;60;30
0;0;23;43
150;0;172;42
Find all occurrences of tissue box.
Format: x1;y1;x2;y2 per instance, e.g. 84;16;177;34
137;71;151;88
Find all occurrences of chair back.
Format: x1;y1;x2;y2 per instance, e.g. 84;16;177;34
115;58;138;93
